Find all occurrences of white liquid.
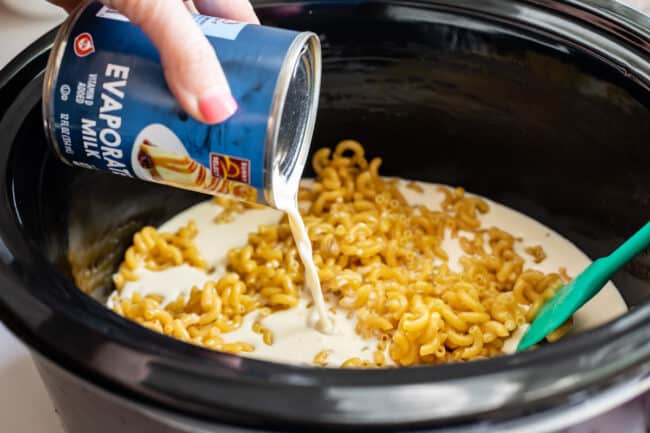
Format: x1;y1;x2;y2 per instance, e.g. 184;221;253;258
108;180;628;365
284;206;334;333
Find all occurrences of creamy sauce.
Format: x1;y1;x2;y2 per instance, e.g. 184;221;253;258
108;179;628;365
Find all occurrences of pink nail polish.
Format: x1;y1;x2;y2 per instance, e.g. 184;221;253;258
198;93;238;123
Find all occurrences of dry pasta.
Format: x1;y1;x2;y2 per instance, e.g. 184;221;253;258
405;181;424;193
111;140;570;365
113;220;207;292
313;350;331;366
213;196;264;224
559;266;573;282
524;245;547;264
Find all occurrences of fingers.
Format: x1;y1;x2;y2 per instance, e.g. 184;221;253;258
183;0;199;14
103;0;237;124
193;0;259;24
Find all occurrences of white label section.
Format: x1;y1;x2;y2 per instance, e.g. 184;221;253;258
194;15;246;40
96;6;129;22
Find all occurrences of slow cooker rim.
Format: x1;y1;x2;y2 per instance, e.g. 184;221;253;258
0;0;649;428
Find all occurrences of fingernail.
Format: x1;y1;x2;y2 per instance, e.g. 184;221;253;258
198;92;238;123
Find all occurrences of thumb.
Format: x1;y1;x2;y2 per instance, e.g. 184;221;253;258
104;0;237;124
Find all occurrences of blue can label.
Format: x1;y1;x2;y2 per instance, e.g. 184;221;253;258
47;2;307;204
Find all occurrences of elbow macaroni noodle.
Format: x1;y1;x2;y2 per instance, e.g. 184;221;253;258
524;245;547;264
111;140;571;366
113;221;207;292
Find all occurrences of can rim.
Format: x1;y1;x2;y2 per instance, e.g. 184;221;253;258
41;0;92;167
265;32;321;208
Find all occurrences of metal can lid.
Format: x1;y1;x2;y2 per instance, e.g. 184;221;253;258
266;32;321;208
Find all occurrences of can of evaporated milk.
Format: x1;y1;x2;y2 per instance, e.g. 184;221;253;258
42;1;320;207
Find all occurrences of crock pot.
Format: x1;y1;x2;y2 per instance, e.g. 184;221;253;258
0;1;648;432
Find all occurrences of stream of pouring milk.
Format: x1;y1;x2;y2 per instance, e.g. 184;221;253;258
285;206;334;333
108;179;628;366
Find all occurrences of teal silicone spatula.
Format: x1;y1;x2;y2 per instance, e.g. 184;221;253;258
517;221;650;352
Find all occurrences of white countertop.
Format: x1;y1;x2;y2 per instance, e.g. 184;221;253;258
623;0;650;11
0;4;66;432
0;1;65;67
0;2;647;433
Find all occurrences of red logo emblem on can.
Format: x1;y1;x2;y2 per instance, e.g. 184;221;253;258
73;33;95;57
210;153;250;184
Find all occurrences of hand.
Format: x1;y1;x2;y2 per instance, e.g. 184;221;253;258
49;0;259;124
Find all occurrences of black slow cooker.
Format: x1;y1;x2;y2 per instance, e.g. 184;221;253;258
0;1;649;432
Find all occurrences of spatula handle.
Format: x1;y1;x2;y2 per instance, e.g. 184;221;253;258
602;221;650;275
